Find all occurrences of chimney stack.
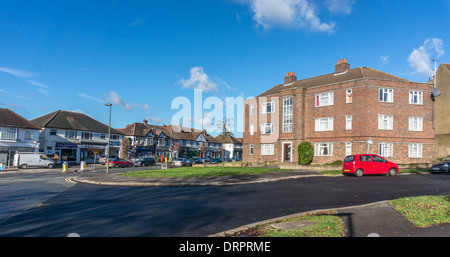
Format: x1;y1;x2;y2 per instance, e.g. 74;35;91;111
284;72;297;84
335;59;350;73
143;119;148;126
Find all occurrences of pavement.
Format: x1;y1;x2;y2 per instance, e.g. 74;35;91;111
3;164;450;237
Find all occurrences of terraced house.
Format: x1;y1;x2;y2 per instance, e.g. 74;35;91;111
243;59;435;165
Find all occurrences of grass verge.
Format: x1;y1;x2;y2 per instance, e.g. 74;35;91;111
390;195;450;227
122;166;290;178
226;210;345;237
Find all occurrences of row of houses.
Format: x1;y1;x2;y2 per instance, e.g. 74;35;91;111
243;60;450;165
0;109;243;166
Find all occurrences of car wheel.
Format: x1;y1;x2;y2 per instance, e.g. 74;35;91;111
114;164;119;168
355;168;364;177
20;164;28;169
388;168;397;176
47;163;54;169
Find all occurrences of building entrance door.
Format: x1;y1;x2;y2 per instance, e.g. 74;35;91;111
283;143;292;162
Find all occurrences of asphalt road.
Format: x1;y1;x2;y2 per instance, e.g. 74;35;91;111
1;172;450;237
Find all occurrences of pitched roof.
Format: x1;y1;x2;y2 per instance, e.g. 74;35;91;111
0;108;41;130
30;110;123;135
215;134;242;144
258;67;411;97
117;122;152;137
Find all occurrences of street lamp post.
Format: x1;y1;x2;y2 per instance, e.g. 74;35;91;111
105;103;112;173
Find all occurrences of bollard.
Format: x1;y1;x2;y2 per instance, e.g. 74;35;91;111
0;163;3;171
62;162;68;172
80;161;86;171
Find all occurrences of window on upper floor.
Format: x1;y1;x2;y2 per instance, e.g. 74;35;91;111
261;102;275;114
409;90;423;105
250;104;255;115
409;117;423;131
1;127;17;140
379;88;394;103
81;132;93;140
378;115;393;130
346;89;353;103
315;92;334;107
315;117;333;131
282;96;293;133
65;130;77;139
261;123;274;134
345;115;352;130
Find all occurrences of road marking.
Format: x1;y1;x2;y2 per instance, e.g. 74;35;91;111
367;233;380;237
65;177;78;184
67;233;80;237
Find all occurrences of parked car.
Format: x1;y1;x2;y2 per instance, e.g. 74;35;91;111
431;156;450;173
210;158;222;164
99;155;119;165
108;158;133;168
132;157;156;166
190;157;204;164
14;152;55;169
173;158;192;167
342;154;398;177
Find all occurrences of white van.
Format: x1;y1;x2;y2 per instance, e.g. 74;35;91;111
14;152;55;169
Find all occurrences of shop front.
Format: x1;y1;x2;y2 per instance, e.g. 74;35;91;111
55;142;78;163
79;143;107;164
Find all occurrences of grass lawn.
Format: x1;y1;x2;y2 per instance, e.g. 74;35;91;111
122;166;290;178
390;195;450;227
227;211;345;237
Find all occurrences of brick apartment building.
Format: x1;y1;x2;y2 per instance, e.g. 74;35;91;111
243;59;435;165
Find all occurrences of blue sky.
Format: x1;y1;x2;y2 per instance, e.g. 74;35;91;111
0;0;449;137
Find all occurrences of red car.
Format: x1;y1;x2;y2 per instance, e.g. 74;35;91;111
108;159;133;168
342;154;399;177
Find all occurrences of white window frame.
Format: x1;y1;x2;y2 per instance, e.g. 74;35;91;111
261;144;274;155
315;92;334;107
261;123;274;134
282;96;293;133
261;102;275;114
378;115;393;130
409;90;423;105
315;117;333;131
378;142;393;157
24;130;34;140
250;124;254;135
345;142;352;156
250;104;255;115
345;115;352;130
346;89;353;103
379;88;394;103
1;127;18;140
409;143;423;158
409;117;423;131
314;143;333;156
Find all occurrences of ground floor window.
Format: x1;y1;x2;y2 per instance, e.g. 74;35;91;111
409;143;423;158
61;149;77;162
378;142;393;157
314;143;333;156
345;142;352;156
261;144;274;155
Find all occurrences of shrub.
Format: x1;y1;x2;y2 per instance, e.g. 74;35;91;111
298;141;314;165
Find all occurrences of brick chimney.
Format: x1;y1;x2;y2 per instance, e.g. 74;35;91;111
335;59;350;73
143;119;148;126
284;72;297;84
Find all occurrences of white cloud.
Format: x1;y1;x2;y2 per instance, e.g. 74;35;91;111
0;67;37;78
78;93;104;103
237;0;337;33
178;67;218;93
324;0;355;15
128;18;146;27
408;38;444;77
105;91;134;111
